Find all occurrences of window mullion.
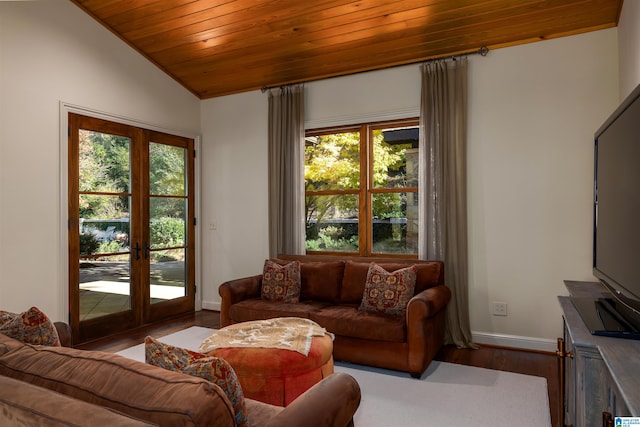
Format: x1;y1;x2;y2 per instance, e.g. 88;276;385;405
360;124;370;256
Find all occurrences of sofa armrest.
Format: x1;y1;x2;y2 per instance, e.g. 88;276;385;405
219;274;263;327
54;321;72;347
262;372;361;427
405;284;451;375
406;285;451;321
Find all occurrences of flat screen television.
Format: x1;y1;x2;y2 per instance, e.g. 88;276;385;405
573;83;640;339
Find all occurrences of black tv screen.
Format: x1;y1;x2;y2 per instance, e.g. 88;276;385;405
592;83;640;333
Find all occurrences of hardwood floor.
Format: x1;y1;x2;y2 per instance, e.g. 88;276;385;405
76;310;221;353
77;310;559;427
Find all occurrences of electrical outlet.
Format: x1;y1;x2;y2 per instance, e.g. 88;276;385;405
492;302;508;316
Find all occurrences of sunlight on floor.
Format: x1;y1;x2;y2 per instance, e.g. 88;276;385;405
80;281;185;299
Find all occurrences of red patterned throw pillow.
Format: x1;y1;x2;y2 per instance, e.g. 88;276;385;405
0;306;61;346
145;336;248;427
359;264;417;316
261;259;301;303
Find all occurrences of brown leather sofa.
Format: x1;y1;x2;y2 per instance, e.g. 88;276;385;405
0;323;360;427
220;255;451;378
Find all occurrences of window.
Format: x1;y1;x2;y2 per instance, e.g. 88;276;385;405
305;119;419;256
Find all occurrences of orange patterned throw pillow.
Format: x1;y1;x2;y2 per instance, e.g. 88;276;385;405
359;263;417;316
0;306;61;346
144;336;248;427
261;259;301;303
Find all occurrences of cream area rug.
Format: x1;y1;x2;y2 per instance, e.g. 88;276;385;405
117;326;551;427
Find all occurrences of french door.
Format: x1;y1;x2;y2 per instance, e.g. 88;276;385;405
68;113;195;344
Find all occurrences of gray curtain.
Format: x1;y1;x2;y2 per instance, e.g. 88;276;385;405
268;84;306;257
418;58;476;348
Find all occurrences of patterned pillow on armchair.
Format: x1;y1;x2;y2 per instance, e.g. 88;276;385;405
145;336;248;427
0;306;61;346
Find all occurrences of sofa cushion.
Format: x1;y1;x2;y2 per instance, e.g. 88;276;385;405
340;260;443;304
359;264;417;316
0;336;235;427
0;375;156;427
0;307;61;347
298;260;345;302
262;259;302;303
310;305;406;342
412;262;444;293
229;299;330;324
274;259;345;303
245;398;283;423
145;336;248;427
0;333;23;356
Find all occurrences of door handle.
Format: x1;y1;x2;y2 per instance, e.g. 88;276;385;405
134;242;141;260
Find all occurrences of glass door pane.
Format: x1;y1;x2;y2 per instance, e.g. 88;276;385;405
148;142;188;304
77;130;133;320
69;113;195;343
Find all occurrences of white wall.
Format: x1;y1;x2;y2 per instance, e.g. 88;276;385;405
200;91;270;308
618;0;640;99
467;30;618;348
0;1;200;321
200;29;619;349
305;65;421;127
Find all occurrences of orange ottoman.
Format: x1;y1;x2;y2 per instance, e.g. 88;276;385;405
200;319;334;407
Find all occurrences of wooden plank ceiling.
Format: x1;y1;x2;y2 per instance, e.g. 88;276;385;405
70;0;622;99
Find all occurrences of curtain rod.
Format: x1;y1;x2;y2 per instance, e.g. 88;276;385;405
423;45;489;63
261;45;489;93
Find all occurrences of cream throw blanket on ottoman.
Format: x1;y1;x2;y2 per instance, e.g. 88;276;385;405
199;317;332;356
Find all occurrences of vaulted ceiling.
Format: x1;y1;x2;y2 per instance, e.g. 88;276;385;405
70;0;622;99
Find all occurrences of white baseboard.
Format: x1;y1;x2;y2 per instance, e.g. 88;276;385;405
202;300;221;311
472;331;557;353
